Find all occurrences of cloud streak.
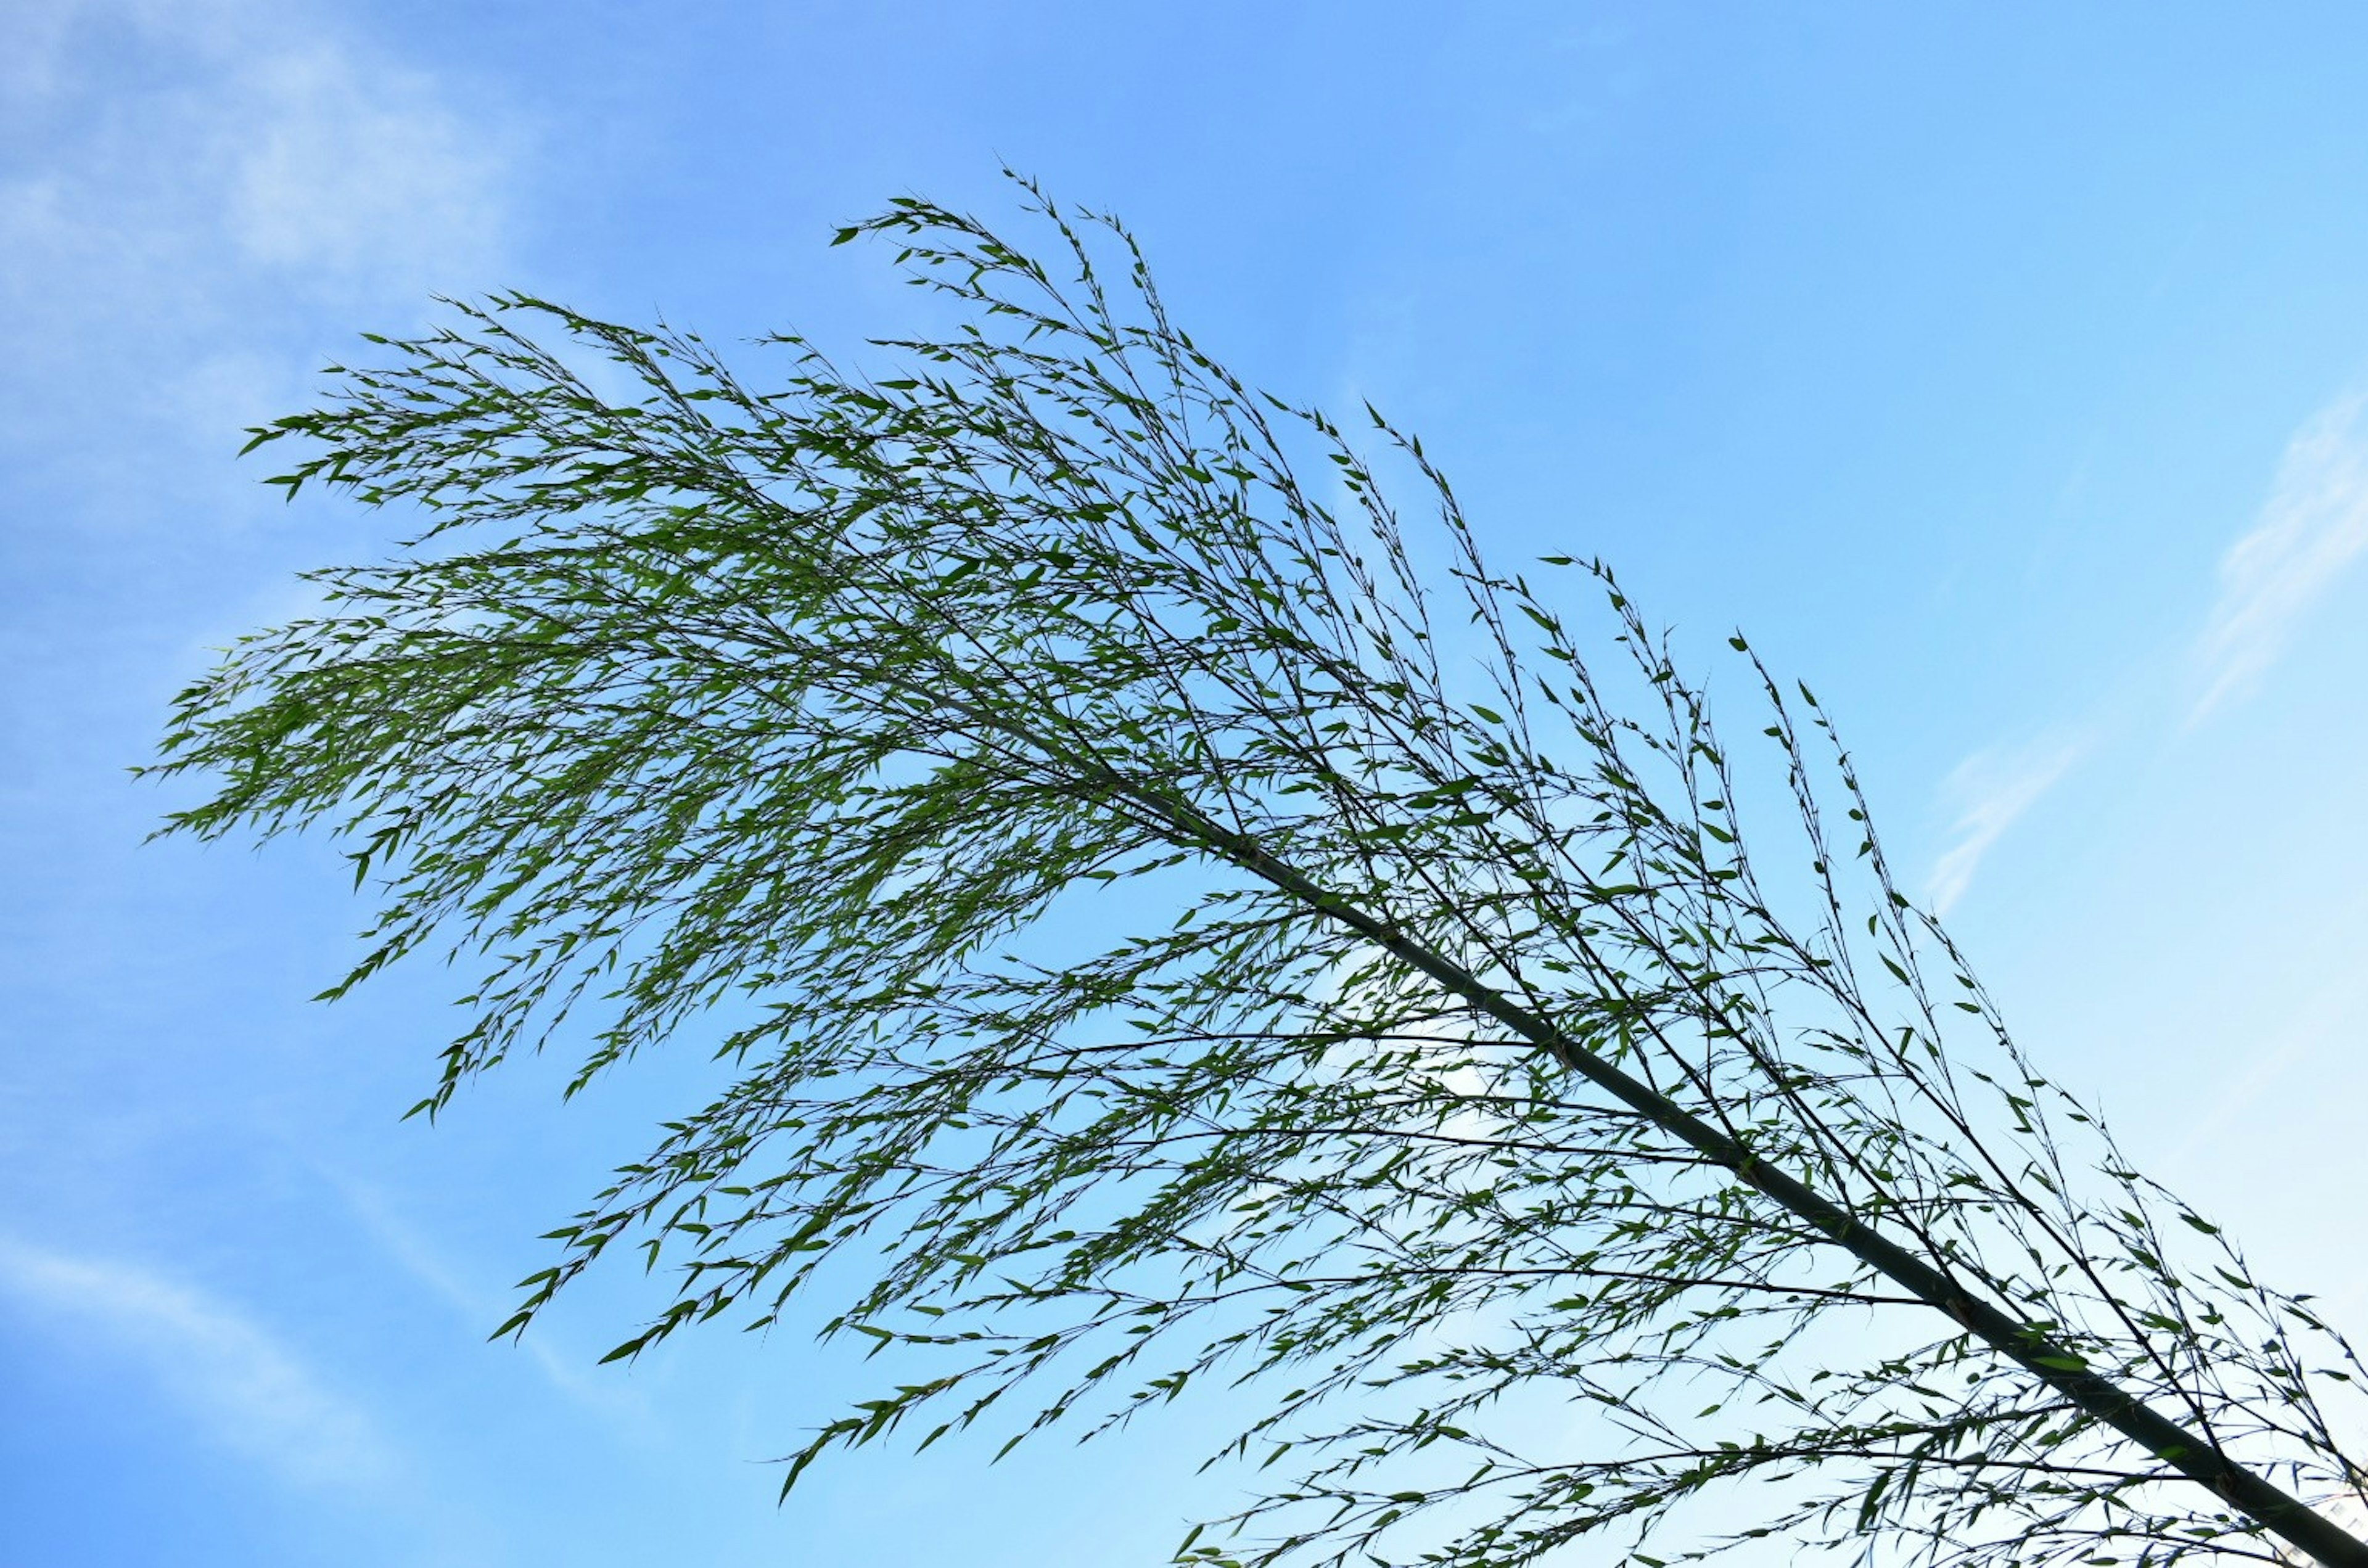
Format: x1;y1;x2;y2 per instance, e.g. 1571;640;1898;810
331;1176;638;1420
2192;390;2368;720
1930;390;2368;912
0;1236;393;1487
1926;734;2084;914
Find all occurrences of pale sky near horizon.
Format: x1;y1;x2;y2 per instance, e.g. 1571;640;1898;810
5;4;2367;1565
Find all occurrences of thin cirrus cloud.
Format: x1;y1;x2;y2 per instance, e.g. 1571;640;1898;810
0;1235;394;1488
1925;389;2368;908
1925;735;2086;916
2192;389;2368;722
330;1175;638;1422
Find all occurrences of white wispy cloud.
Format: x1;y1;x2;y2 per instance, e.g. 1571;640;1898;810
0;1236;394;1487
223;38;509;291
2192;390;2368;720
1926;734;2086;914
1;0;516;472
332;1176;638;1420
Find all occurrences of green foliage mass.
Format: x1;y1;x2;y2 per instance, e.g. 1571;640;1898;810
152;179;2366;1567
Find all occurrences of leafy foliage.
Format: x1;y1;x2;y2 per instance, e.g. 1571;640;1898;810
153;179;2367;1566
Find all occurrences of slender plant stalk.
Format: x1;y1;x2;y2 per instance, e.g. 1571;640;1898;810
1033;702;2367;1566
1224;830;2368;1567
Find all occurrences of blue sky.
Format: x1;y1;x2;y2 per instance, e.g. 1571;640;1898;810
4;4;2367;1564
